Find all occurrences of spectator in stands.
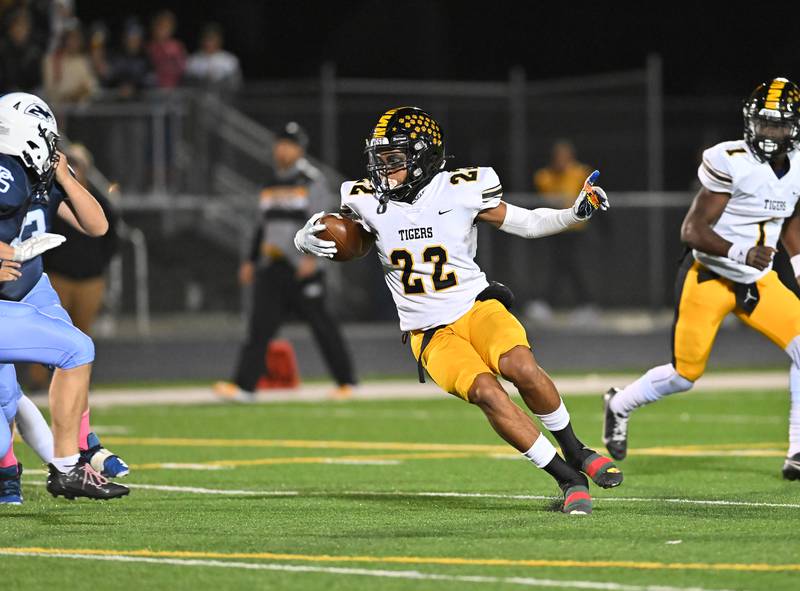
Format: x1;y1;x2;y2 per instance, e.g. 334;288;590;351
104;17;153;192
532;140;597;321
42;19;98;108
106;17;154;99
183;23;242;92
87;20;110;85
146;9;186;90
0;8;43;93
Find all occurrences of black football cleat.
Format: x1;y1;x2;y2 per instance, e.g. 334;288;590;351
782;453;800;481
573;448;623;489
603;387;629;461
47;459;130;500
560;477;592;515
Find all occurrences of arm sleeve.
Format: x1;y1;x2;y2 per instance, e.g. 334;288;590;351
499;202;581;239
697;144;733;193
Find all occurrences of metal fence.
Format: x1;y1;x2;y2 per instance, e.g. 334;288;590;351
49;61;760;331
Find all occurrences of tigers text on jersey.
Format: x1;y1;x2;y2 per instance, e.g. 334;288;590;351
340;166;503;331
697;140;800;283
0;153;64;301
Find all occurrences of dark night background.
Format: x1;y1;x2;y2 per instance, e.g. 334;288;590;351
76;1;797;97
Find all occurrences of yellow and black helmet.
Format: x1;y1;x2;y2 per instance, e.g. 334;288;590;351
364;107;446;207
743;77;800;162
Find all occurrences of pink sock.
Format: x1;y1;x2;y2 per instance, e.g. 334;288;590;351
78;409;91;451
0;442;17;468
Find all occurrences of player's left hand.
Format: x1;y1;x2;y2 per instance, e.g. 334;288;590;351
573;170;610;220
11;233;66;262
53;150;69;183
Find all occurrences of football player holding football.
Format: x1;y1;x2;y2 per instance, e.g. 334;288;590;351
296;106;619;514
0;92;128;501
603;78;800;481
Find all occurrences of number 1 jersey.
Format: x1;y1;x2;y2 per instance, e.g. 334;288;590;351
340;167;502;331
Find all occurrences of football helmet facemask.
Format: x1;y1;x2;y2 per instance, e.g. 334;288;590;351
364;107;445;208
0;92;60;177
742;77;800;162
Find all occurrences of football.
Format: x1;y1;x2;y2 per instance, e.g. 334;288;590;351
316;214;375;261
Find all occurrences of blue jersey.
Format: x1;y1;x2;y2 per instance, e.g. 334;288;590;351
0;154;64;301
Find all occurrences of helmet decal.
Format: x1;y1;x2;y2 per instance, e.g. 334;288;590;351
742;77;800;162
364;107;446;211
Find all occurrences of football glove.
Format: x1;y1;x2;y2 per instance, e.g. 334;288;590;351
11;233;66;262
572;170;610;220
293;212;337;259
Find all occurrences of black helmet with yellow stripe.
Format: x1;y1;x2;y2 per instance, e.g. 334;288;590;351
364;107;445;208
743;77;800;162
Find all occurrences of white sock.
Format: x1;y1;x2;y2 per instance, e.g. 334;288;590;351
51;454;79;474
521;433;557;468
15;394;55;464
536;400;570;432
789;363;800;457
610;363;694;416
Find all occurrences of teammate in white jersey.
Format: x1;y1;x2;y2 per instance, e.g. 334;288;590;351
603;78;800;480
296;106;620;514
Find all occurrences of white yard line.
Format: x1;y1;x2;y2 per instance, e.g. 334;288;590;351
25;371;788;408
0;549;737;591
25;480;800;509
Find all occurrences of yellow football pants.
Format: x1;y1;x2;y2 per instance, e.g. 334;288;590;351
672;261;800;381
410;299;530;400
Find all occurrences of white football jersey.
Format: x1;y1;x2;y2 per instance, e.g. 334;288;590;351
696;140;800;283
340;167;503;331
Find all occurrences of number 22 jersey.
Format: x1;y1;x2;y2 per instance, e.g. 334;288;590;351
340;166;502;331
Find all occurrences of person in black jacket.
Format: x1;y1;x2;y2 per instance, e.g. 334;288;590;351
0;9;43;94
214;122;356;401
42;143;119;334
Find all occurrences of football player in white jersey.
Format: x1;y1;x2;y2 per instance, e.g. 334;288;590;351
296;106;619;514
603;78;800;480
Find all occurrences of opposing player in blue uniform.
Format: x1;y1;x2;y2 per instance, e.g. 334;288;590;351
0;92;128;501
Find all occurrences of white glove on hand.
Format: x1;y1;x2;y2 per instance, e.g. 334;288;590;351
293;212;337;259
11;233;66;262
572;170;610;220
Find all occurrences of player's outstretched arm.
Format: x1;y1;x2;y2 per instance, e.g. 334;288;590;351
294;211;337;258
478;170;609;238
682;187;775;270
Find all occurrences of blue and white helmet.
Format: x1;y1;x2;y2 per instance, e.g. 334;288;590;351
0;92;59;176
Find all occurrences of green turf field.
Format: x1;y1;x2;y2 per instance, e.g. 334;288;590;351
3;384;799;590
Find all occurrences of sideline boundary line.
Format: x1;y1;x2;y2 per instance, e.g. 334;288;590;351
0;550;741;591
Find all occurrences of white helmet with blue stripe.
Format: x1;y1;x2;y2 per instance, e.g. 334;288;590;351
0;92;59;176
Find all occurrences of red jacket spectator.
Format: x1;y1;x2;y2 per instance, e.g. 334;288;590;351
146;10;185;89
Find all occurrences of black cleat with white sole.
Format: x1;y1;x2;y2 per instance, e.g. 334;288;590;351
47;459;130;500
603;387;629;461
782;453;800;481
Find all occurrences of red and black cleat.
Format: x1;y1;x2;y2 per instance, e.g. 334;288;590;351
561;483;592;514
578;450;624;489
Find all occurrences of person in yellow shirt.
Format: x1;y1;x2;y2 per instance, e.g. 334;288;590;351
533;141;595;319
